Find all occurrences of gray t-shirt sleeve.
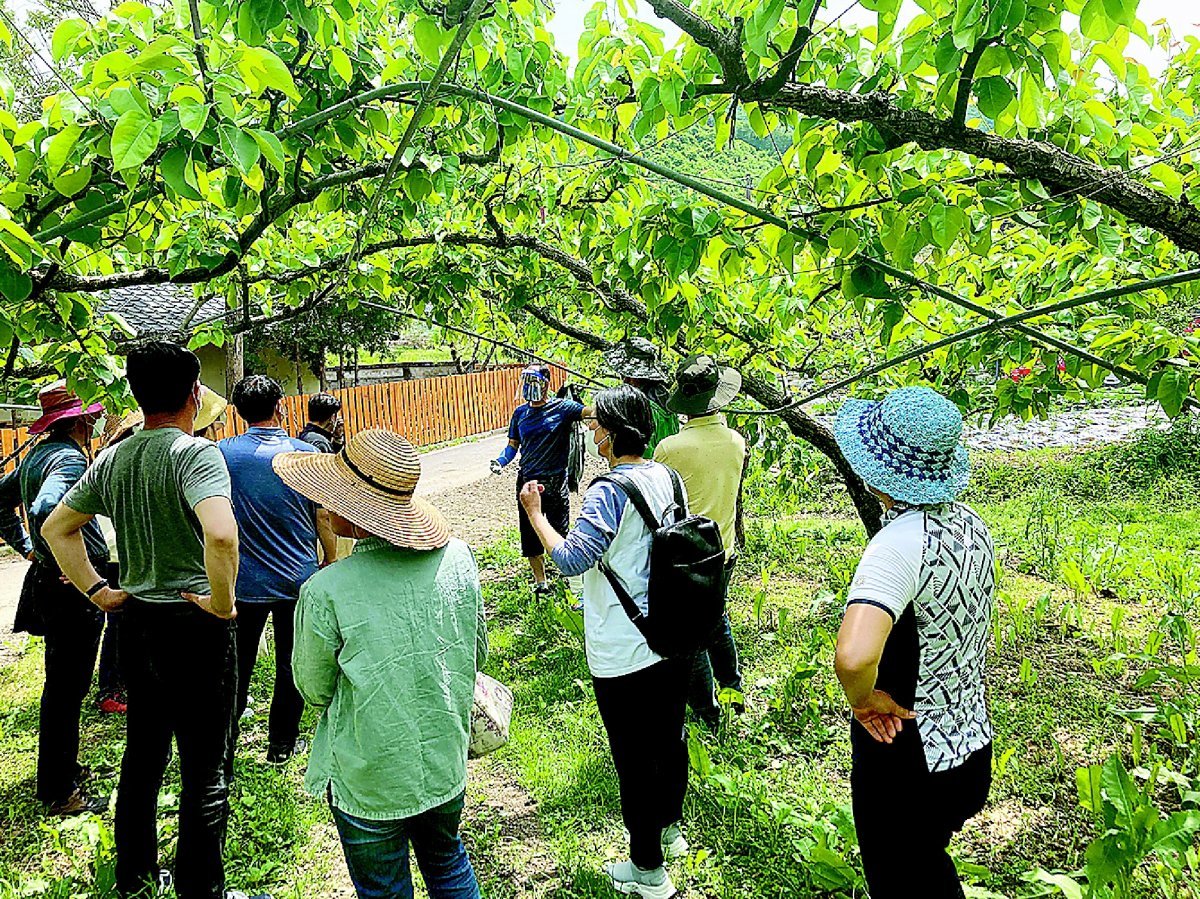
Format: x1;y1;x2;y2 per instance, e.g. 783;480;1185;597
180;441;232;509
64;454;108;516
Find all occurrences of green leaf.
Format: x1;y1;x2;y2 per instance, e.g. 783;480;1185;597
1094;221;1124;256
1150;162;1182;200
238;47;302;101
330;46;353;84
1156;366;1191;418
251;129;285;178
0;261;31;302
248;0;286;34
51;18;89;62
1101;0;1138;28
828;227;860;258
745;0;786;57
218;124;261;175
975;76;1014;119
110;110;161;171
178;103;210;137
404;168;433;203
927;203;965;249
53;164;92;197
1099;754;1139;828
1080;0;1118;40
1076;764;1103;815
46;124;83;179
952;0;985;50
414;18;444;63
161;148;202;200
1017;69;1044;129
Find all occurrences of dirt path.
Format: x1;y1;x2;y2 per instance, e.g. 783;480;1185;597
0;555;28;667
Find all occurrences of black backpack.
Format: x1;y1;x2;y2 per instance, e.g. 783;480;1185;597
556;382;585;493
596;467;727;659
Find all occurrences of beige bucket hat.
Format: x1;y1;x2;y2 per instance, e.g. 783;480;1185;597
101;386;227;447
272;428;450;550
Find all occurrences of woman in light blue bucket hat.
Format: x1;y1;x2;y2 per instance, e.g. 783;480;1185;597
831;386;995;899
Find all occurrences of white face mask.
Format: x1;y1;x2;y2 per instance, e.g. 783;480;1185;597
585;424;610;462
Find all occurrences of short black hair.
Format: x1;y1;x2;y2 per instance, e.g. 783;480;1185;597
594;384;653;458
126;341;201;415
308;392;341;423
231;375;283;424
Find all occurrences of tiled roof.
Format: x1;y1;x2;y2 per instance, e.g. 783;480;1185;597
101;284;227;338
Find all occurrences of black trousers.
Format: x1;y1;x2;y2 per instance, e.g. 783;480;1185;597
593;657;689;870
115;600;237;899
28;564;104;804
234;599;304;751
98;563;124;695
851;724;992;899
687;556;742;723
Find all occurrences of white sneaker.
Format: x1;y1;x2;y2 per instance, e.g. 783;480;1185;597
660;822;688;860
605;861;676;899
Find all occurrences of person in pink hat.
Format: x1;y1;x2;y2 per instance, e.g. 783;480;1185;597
0;380;109;815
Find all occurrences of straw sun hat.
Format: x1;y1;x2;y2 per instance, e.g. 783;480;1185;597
273;429;450;551
101;385;228;447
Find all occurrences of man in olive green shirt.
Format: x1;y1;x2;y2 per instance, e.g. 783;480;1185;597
654;355;747;729
44;342;259;899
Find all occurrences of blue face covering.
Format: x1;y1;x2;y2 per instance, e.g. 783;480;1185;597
521;373;548;402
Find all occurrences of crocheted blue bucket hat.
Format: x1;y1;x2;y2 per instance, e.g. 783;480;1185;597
833;387;970;504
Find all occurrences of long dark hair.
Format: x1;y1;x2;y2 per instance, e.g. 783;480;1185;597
594;385;653;458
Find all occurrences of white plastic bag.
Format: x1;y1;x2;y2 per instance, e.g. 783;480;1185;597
468;672;513;758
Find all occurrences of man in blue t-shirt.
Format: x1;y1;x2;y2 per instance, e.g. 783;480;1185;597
491;365;591;594
220;376;338;764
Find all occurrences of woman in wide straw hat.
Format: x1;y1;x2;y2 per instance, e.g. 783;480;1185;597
275;429;486;899
831;386;995;899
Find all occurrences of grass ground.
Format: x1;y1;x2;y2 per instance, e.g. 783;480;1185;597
1;422;1199;897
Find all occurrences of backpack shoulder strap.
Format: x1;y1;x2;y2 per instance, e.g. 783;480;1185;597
594;470;659;533
665;466;686;516
598;561;649;631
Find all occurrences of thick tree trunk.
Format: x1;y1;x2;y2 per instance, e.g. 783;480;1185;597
739;372;882;536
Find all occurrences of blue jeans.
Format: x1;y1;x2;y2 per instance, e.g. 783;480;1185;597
331;793;481;899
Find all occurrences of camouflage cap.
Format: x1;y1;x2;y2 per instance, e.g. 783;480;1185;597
603;337;670;382
666;354;742;415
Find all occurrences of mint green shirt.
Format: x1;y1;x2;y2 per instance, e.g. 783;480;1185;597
293;536;487;820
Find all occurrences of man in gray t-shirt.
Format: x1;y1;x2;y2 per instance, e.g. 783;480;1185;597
45;342;267;899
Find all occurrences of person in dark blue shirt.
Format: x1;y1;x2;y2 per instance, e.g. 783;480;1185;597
491;365;591;594
220;376;338;764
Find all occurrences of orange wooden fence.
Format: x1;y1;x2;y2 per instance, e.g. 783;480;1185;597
1;364;567;475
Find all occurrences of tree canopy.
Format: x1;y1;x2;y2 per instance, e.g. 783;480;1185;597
0;0;1198;526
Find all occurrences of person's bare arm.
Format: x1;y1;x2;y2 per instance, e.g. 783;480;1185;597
835;603;914;743
181;496;239;619
43;503;128;612
316;507;338;567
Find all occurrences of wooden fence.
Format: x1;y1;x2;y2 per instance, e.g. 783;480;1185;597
1;364;567;475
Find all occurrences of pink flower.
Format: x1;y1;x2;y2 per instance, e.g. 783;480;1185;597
1009;366;1033;382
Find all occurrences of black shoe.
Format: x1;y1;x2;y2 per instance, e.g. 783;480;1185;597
47;788;106;816
533;581;552;597
265;738;307;765
226;892;273;899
